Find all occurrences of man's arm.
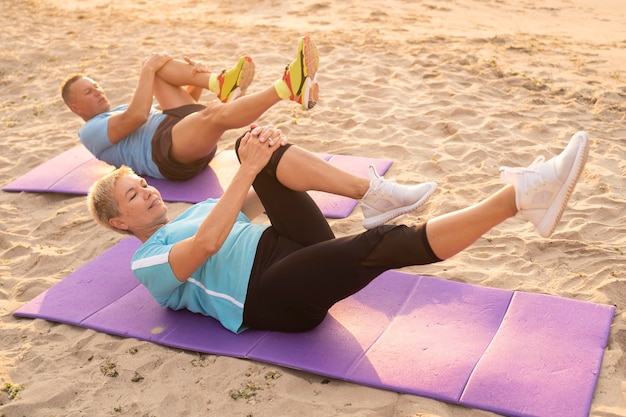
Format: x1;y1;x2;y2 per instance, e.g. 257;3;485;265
107;53;173;144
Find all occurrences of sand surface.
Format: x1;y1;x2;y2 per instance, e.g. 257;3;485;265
1;0;624;415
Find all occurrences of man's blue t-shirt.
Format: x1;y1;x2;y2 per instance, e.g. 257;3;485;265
131;199;269;334
78;104;167;178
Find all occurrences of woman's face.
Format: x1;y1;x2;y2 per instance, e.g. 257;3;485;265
110;174;168;234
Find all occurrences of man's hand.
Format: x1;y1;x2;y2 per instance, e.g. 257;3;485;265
142;52;174;73
183;56;210;77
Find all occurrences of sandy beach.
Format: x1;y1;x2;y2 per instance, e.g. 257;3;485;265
1;0;624;415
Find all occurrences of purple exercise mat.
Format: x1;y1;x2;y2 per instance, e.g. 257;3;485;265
13;239;614;417
2;146;393;219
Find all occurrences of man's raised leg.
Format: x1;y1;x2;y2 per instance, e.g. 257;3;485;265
169;37;322;164
153;55;255;108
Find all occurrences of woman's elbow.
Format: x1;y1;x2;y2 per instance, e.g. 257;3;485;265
195;237;222;259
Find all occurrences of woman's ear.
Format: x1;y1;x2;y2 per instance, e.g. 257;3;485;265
109;217;129;232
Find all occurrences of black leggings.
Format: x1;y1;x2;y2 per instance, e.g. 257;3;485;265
237;137;442;332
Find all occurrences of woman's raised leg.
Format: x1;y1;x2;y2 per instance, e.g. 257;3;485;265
426;186;517;260
427;131;590;259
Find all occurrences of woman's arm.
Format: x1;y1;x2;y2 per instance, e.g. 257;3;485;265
168;128;281;281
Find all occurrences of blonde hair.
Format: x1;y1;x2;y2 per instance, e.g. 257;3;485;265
87;166;135;235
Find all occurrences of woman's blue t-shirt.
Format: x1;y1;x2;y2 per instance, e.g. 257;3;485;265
131;199;269;334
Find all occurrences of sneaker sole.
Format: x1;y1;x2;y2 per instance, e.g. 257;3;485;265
225;56;255;102
362;182;438;229
301;37;319;110
537;131;589;237
302;36;319;80
302;76;319;110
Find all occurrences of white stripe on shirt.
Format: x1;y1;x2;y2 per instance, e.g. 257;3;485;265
132;252;244;309
132;252;170;269
187;278;245;309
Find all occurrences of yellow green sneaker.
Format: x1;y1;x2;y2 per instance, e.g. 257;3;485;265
209;55;255;103
274;36;319;110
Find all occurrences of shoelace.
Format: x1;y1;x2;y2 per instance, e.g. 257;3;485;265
369;176;398;197
500;156;546;193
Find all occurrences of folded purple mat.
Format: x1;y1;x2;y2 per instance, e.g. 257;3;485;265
13;238;614;417
3;146;393;219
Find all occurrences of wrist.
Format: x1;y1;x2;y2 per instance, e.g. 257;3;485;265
236;162;260;180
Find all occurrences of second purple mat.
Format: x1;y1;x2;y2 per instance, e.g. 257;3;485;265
3;146;393;218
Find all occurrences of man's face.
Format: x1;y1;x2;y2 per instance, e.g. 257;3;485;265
68;77;111;120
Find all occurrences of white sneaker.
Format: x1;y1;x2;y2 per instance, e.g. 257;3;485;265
500;131;589;238
360;165;437;229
